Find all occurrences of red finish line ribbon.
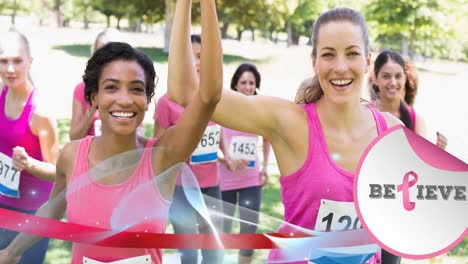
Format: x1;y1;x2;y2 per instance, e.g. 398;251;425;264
0;208;311;249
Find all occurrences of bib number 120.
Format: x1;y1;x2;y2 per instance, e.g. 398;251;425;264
321;212;361;231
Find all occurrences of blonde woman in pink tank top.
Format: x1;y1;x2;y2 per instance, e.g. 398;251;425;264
0;30;59;264
168;7;403;264
0;0;223;263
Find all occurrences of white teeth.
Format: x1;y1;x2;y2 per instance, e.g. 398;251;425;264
111;112;135;118
331;79;352;86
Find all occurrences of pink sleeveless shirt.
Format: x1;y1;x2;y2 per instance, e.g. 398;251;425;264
219;128;261;191
66;136;170;263
268;103;388;263
154;94;220;187
73;82;99;136
0;86;53;211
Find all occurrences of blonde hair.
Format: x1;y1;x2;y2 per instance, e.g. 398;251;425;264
0;29;34;85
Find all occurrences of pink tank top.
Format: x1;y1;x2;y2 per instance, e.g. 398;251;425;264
219;128;261;191
269;103;388;263
154;94;220;187
0;86;52;211
73;82;99;136
66;136;170;264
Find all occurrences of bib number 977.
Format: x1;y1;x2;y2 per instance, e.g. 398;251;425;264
0;152;21;198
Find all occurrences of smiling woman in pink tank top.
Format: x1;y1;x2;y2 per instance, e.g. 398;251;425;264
168;7;403;264
0;0;223;263
0;30;59;264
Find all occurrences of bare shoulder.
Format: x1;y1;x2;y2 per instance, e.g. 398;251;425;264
57;140;80;181
381;111;404;128
32;105;57;124
30;108;57;135
261;96;306;128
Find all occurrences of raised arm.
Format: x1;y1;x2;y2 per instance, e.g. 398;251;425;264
165;1;302;142
70;83;97;141
261;137;271;186
155;0;222;173
70;98;96;140
166;0;199;105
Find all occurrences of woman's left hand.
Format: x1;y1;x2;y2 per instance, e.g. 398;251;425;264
12;146;30;171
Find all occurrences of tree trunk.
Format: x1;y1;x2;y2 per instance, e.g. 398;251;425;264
409;30;416;58
134;19;141;32
83;8;89;29
292;32;300;45
307;35;312;46
286;20;292;47
164;0;176;53
401;37;409;57
236;28;244;41
11;0;17;25
55;0;62;28
117;17;122;30
220;23;229;39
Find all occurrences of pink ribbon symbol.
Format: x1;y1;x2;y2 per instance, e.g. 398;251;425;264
397;171;419;211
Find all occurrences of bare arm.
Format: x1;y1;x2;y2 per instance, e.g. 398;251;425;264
166;0;199;105
261;137;271;186
414;111;427;139
153;121;167;138
0;143;71;261
155;0;222;174
70;98;97;141
414;112;447;149
12;113;59;181
153;100;168;138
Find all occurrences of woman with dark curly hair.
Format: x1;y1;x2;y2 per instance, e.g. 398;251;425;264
370;50;447;149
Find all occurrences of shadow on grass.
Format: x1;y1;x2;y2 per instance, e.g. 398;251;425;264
53;44;268;64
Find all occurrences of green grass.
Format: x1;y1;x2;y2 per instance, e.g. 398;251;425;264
52;44;268;64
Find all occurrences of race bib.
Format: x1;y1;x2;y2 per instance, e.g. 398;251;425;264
229;136;257;161
0;152;21;198
190;125;220;164
83;255;151;264
94;120;102;136
315;199;361;231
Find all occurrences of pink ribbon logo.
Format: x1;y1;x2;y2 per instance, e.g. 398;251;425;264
397;171;419;211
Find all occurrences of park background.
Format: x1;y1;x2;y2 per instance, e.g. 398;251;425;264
0;0;467;263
